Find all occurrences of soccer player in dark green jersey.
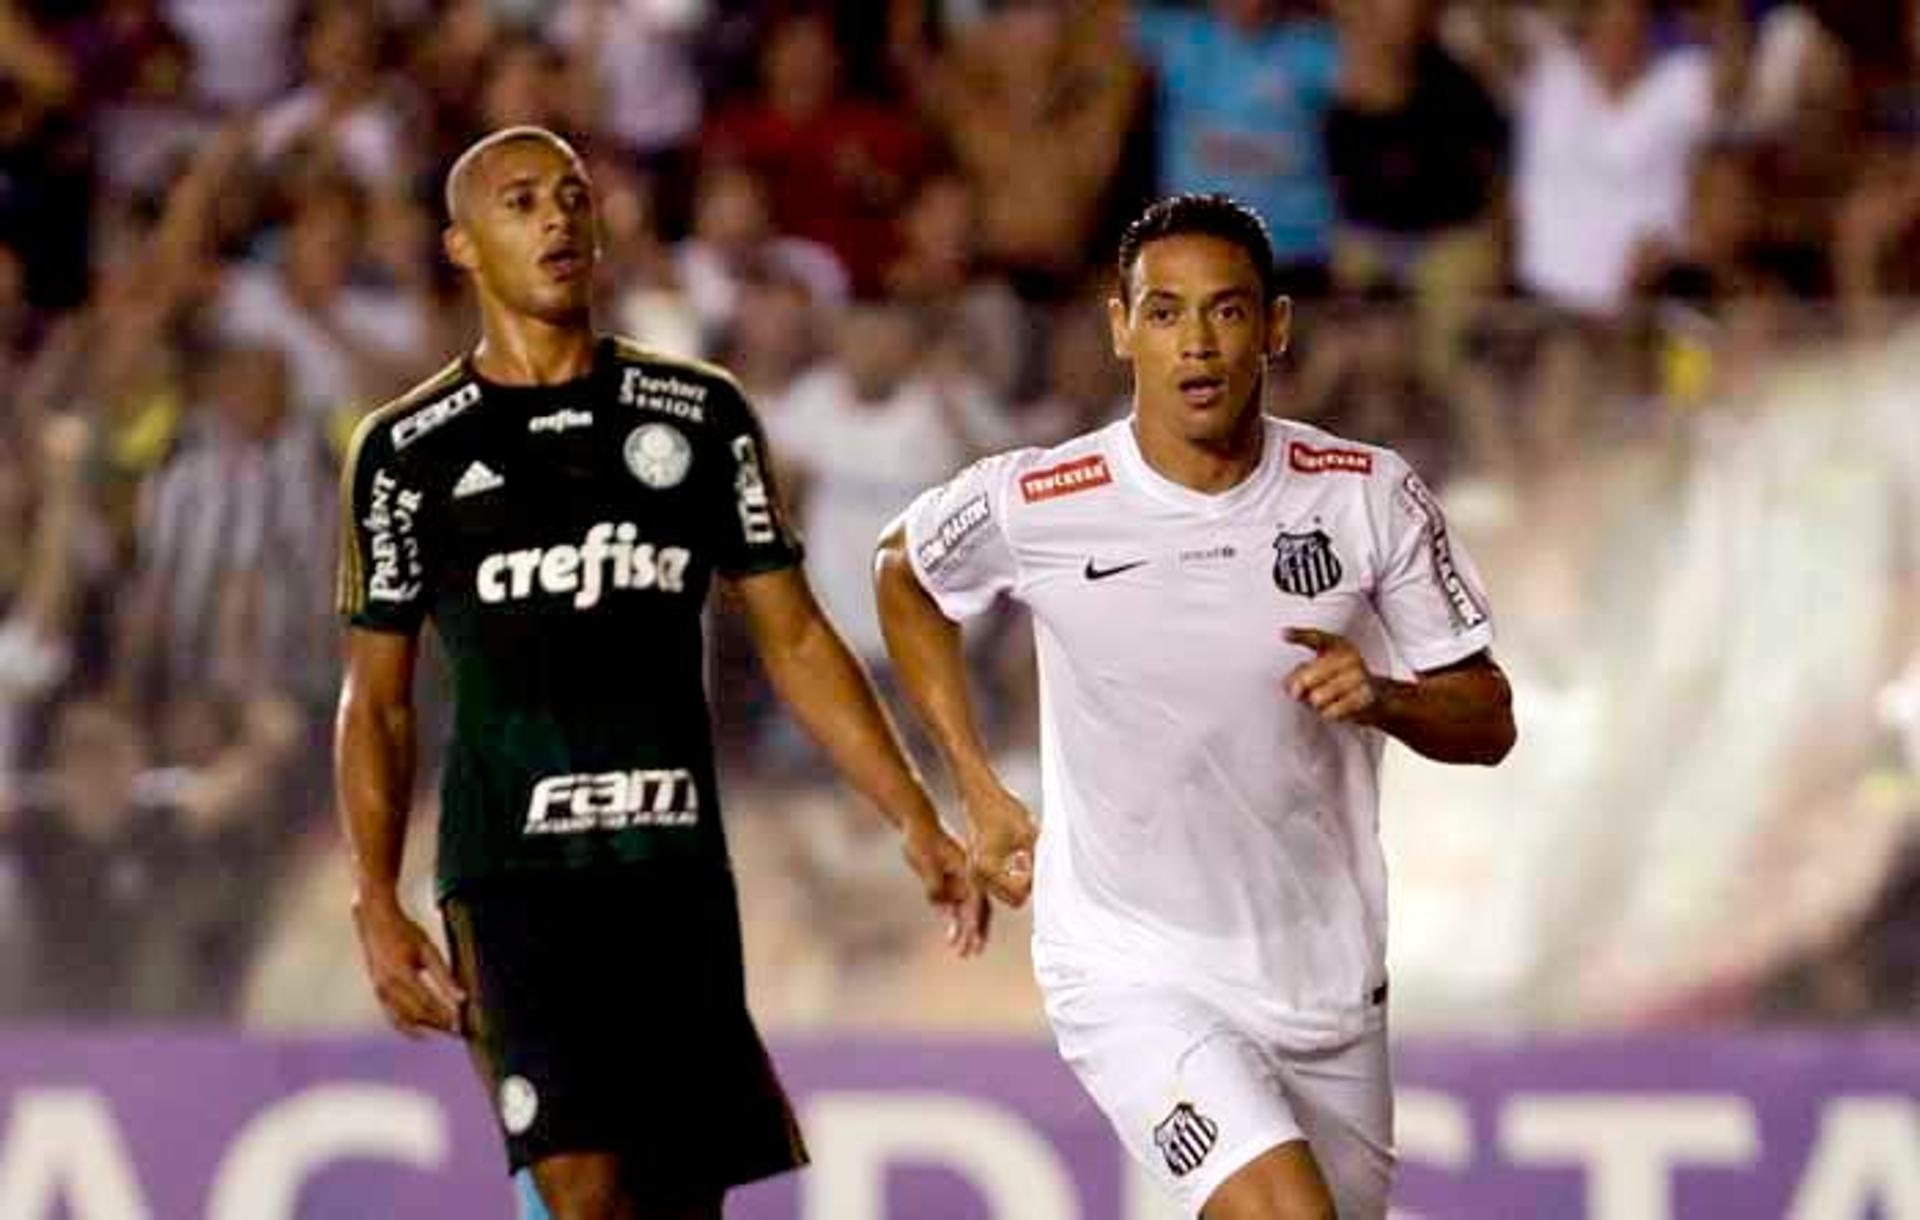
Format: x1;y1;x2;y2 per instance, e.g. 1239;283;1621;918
334;126;985;1220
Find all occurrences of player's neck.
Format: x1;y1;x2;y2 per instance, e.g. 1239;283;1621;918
1130;408;1265;495
471;311;597;386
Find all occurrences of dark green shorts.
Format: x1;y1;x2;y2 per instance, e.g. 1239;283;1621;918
442;867;807;1193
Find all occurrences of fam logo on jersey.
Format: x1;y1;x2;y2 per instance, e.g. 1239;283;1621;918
393;383;482;450
1288;442;1372;476
1272;527;1343;599
364;469;424;602
499;1076;539;1136
621;367;708;423
731;435;780;544
1020;455;1112;503
1396;473;1488;631
476;523;690;609
1153;1102;1219;1178
526;768;699;835
625;423;693;489
916;494;991;573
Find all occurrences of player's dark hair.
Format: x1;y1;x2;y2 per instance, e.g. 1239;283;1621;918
1116;193;1280;305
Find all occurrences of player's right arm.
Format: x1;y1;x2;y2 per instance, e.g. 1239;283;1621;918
334;416;463;1038
874;455;1039;907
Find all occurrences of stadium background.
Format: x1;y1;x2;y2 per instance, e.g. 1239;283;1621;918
0;0;1916;1216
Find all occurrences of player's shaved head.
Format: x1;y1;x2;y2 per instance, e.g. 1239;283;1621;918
444;126;585;227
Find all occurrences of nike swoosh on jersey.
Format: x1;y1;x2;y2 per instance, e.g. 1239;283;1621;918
1083;559;1149;581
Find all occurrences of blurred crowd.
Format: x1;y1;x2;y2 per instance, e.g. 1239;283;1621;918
0;0;1916;1028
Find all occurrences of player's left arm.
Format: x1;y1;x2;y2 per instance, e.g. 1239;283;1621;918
1287;455;1516;765
1284;633;1515;765
729;563;989;955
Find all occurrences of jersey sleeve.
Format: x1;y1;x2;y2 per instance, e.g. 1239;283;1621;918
336;416;431;634
711;382;805;577
900;450;1029;622
1371;455;1496;672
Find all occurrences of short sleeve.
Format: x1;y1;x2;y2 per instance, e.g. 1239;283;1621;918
901;450;1029;622
336;419;431;634
1373;457;1495;671
712;383;805;577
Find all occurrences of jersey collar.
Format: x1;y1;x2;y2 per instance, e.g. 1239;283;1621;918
1110;415;1282;517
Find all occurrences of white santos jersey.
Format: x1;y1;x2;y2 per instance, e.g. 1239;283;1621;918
902;417;1495;1049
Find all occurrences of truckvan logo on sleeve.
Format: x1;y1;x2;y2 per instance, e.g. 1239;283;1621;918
1020;455;1112;502
475;523;690;608
526;769;699;834
1288;443;1373;475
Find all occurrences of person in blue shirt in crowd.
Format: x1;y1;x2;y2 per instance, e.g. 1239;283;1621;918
1131;0;1341;289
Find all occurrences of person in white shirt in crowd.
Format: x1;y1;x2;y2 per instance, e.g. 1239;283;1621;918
546;0;705;165
164;0;299;111
875;194;1515;1220
1473;0;1751;315
252;2;411;194
216;176;430;423
775;295;1011;670
675;163;848;354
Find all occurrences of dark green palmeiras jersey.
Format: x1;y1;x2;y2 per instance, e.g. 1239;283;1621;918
338;337;803;897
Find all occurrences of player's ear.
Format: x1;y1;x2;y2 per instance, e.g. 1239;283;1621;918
1266;295;1292;358
444;224;476;274
1107;294;1132;360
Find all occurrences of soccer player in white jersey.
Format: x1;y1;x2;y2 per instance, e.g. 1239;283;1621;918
874;194;1516;1220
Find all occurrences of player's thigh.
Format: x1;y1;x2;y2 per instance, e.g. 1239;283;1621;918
1042;971;1303;1216
1200;1139;1335;1220
1273;1025;1395;1220
528;1151;723;1220
446;874;806;1195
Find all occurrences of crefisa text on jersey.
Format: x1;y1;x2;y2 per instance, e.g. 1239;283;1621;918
621;367;708;423
476;522;692;609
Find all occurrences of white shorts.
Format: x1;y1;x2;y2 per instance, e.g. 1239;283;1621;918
1041;966;1395;1218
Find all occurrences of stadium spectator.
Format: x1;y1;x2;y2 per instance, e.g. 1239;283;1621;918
1129;0;1342;288
118;341;336;708
252;2;409;194
546;0;707;211
771;297;1013;669
0;415;89;812
0;3;92;313
1326;0;1507;297
163;0;298;111
702;9;933;292
1486;0;1752;315
1;688;300;1019
675;162;848;352
214;177;431;422
717;257;832;414
881;171;1028;404
906;0;1145;299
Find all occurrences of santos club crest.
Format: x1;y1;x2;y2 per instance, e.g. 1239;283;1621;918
1272;527;1343;599
1153;1101;1219;1177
